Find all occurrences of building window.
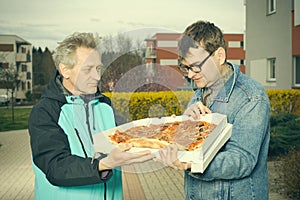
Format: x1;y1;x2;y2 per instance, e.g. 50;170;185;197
26;72;31;80
21;47;26;53
0;44;13;51
294;56;300;86
267;0;276;15
267;58;276;81
22;81;26;91
159;59;178;66
21;64;27;72
228;41;241;48
27;81;31;90
157;40;177;47
0;62;9;69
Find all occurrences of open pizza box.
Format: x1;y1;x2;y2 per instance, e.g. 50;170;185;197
93;113;232;173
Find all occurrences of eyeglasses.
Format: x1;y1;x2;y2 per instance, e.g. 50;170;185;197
178;52;213;74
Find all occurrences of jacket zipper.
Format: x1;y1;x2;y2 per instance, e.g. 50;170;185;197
104;182;107;200
85;103;94;144
85;102;107;200
74;128;88;158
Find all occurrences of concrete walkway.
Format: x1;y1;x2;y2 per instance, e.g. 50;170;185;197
0;130;184;200
0;130;34;200
0;129;287;200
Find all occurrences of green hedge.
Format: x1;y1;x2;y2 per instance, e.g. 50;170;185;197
105;91;193;122
267;89;300;115
104;89;300;121
104;90;300;159
279;148;300;199
269;113;300;158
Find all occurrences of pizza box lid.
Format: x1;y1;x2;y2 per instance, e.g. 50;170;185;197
93;113;231;172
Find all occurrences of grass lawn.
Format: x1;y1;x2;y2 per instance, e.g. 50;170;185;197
0;107;32;132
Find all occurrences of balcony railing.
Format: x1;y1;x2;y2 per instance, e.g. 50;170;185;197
145;48;157;58
16;53;31;62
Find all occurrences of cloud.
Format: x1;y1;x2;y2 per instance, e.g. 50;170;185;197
90;18;102;22
0;0;245;50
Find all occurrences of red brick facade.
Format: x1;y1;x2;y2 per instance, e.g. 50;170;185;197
145;33;245;81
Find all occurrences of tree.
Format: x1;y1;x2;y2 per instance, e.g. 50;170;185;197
32;46;56;98
100;33;144;92
32;47;43;85
40;47;56;83
0;65;20;122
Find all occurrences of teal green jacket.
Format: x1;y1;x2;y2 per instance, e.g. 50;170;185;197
28;72;124;200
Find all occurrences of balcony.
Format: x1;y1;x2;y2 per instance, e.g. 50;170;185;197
16;53;31;62
145;48;157;58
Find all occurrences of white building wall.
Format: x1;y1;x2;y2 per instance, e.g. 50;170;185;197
295;0;300;26
245;0;293;89
0;35;32;101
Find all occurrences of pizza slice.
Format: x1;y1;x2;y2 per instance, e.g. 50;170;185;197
108;123;176;149
108;120;217;151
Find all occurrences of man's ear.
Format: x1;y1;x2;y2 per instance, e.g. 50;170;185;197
216;47;226;65
59;63;70;79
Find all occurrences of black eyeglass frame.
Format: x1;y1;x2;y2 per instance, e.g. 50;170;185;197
178;52;213;74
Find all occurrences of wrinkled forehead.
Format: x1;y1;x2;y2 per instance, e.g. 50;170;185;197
81;49;102;65
180;46;210;65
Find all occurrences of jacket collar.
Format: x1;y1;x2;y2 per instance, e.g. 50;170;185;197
66;93;104;105
193;63;239;104
213;63;238;103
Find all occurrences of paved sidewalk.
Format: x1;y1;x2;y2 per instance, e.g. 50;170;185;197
0;129;287;200
0;130;184;200
0;130;34;200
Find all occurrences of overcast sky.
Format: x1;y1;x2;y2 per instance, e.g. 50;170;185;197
0;0;245;50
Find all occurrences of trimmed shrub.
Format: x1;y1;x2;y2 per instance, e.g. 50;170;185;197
269;113;300;158
103;89;300;122
104;91;193;122
279;148;300;199
267;89;300;115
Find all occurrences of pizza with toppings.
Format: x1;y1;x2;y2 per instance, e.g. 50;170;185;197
108;120;217;151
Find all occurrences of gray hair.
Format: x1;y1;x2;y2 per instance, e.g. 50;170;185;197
53;32;100;69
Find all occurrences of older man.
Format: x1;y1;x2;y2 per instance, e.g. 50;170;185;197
28;32;154;200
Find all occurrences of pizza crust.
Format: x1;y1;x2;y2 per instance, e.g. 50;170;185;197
128;138;170;149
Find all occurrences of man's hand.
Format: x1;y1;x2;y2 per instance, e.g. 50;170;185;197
156;144;191;170
99;144;155;170
183;102;211;120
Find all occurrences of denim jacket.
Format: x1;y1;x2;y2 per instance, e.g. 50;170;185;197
185;63;270;200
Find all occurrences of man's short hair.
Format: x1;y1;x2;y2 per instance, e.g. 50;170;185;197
178;20;227;60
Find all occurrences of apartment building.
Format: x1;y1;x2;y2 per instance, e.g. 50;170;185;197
245;0;300;89
145;33;245;90
0;35;32;102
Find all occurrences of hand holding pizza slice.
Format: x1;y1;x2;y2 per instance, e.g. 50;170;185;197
99;143;156;170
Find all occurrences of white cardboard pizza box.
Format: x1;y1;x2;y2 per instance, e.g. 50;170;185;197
93;113;232;173
179;123;232;173
125;123;232;173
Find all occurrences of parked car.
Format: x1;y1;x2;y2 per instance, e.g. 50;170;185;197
0;94;9;106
